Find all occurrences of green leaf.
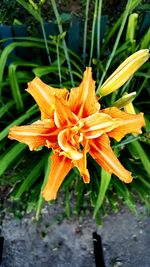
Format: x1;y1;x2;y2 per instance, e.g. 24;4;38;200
16;0;41;21
113;135;142;148
8;63;24;112
0;106;38;141
32;65;64;77
35;152;52;220
127;140;150;176
113;179;137;213
0;100;14;118
140;27;150;49
33;65;82;79
0;41;46;91
0;143;27;176
145;116;150;132
93;168;111;217
65;189;71;218
12;154;47;199
132;182;150;210
138;176;150;189
74;175;84;214
62;169;76;190
135;72;150;78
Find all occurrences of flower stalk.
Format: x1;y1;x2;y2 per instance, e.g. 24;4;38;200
50;0;74;87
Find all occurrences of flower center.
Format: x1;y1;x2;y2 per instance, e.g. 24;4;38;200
57;119;86;160
68;120;84;146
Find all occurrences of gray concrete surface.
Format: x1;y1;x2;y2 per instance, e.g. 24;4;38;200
0;204;150;267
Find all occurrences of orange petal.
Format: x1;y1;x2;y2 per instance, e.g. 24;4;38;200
54;96;78;128
81;113;122;139
58;128;83;160
27;77;68;119
101;107;145;141
8;119;58;150
42;153;73;201
68;67;100;118
89;134;132;183
73;140;90;183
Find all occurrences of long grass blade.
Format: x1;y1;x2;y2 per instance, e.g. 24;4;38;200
0;100;14;118
36;152;52;220
0;36;84;67
113;179;137;213
0;143;27;176
93;168;111;217
140;27;150;49
127;140;150;176
33;66;82;79
16;0;41;21
8;63;24;112
0;41;46;91
13;154;48;199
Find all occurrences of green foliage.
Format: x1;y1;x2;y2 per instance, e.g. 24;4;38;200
0;0;150;221
93;168;111;218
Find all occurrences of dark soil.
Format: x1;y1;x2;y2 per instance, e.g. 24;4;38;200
0;203;150;267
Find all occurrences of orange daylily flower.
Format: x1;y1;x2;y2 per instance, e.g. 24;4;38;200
9;67;145;201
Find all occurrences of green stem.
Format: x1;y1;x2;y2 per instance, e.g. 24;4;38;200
50;0;74;87
56;41;62;87
96;0;132;94
96;0;102;79
39;10;52;64
89;0;98;66
83;0;90;64
97;0;102;60
136;72;149;98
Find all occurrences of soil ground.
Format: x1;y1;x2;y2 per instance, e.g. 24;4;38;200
0;204;150;267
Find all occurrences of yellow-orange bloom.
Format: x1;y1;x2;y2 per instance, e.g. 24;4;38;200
9;65;146;201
